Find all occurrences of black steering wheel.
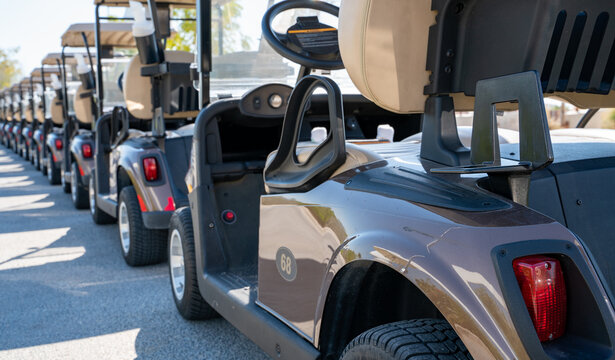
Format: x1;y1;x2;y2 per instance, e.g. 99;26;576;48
262;0;344;70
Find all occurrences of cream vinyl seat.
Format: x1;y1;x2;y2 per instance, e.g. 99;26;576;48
50;95;64;126
338;0;615;113
123;50;199;120
73;85;95;125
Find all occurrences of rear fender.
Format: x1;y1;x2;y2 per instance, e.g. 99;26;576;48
115;144;175;213
316;222;586;360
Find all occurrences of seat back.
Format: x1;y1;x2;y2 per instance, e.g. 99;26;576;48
73;85;95;125
339;0;615;112
123;50;199;120
50;95;64;125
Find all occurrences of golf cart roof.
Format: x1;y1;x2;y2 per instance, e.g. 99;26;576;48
61;23;135;48
42;52;98;66
30;67;62;78
94;0;196;6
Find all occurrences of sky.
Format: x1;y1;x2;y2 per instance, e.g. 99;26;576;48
0;0;95;76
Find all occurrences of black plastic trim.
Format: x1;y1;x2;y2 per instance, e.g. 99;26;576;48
142;210;172;230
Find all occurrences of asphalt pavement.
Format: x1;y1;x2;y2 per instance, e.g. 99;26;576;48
0;146;268;360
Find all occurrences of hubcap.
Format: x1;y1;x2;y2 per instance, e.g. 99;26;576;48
118;202;130;255
71;166;78;203
89;178;96;216
169;229;185;301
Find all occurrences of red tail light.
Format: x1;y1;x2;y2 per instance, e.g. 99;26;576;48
513;255;566;342
39;134;44;141
82;144;92;158
143;157;158;182
55;138;63;150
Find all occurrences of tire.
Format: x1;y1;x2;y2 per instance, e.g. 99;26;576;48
168;208;219;320
40;148;47;174
61;166;71;193
118;186;167;266
47;150;61;185
89;173;115;224
341;319;471;360
71;162;89;209
33;148;40;170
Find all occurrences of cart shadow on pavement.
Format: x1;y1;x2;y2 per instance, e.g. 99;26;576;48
0;147;267;359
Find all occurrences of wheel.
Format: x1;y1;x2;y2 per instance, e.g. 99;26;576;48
341;319;471;360
168;208;218;320
47;151;61;185
71;162;89;209
40;148;47;174
33;148;40;170
61;167;71;193
89;173;115;224
118;186;167;266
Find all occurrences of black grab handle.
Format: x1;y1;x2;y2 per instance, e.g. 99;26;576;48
264;75;346;193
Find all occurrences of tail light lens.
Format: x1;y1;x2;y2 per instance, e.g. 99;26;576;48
82;144;92;158
143;157;158;182
55;138;63;150
513;255;567;342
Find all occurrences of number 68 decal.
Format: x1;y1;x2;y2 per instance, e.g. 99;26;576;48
276;247;297;282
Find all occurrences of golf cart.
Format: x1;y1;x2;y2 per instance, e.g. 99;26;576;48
58;23;132;207
40;53;90;183
167;0;615;359
90;0;202;266
30;66;63;172
3;89;16;150
10;83;28;156
0;90;7;147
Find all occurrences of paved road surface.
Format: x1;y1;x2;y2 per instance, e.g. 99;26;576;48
0;147;269;360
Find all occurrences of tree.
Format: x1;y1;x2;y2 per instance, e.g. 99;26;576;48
166;1;250;55
0;48;21;88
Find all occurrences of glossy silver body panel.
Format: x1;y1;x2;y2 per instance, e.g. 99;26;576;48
45;131;64;167
256;143;615;359
103;139;177;223
69;132;95;186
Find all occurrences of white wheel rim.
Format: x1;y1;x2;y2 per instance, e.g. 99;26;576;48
89;179;96;216
119;202;130;255
71;167;77;203
169;229;185;301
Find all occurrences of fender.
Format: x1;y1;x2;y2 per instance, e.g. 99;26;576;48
69;134;95;185
314;212;593;359
115;140;176;227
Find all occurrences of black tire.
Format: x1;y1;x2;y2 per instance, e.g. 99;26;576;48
40;148;47;174
341;319;471;360
118;186;167;266
33;147;40;170
47;150;61;185
71;162;89;209
89;172;115;224
61;165;71;193
168;208;219;320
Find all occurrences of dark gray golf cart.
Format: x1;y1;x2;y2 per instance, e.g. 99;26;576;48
58;23;132;208
167;0;615;359
90;0;202;266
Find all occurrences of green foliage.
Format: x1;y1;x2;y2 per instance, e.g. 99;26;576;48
166;1;251;55
167;8;197;52
0;48;21;88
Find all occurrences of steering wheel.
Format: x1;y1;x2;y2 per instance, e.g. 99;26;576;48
262;0;344;70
